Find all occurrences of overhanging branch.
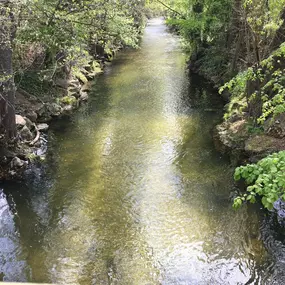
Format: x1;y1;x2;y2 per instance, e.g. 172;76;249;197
156;0;186;19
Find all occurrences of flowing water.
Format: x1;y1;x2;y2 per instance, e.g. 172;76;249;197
1;18;285;285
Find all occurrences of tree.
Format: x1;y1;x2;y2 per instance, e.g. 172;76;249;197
0;0;16;141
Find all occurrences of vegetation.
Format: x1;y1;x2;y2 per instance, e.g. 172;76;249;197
164;0;285;210
0;0;150;145
233;151;285;210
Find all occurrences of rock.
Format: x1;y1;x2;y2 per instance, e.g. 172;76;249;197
38;102;62;122
245;134;285;154
264;113;285;138
274;199;285;227
62;105;73;113
24;117;33;130
68;88;80;98
60;95;78;106
48;103;62;116
19;125;34;141
37;123;49;132
15;115;26;129
10;157;25;168
26;111;38;122
55;78;70;89
68;84;80;92
8;170;16;176
81;82;92;92
69;79;80;87
80;91;89;101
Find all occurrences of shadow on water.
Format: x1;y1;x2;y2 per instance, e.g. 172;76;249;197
1;18;285;285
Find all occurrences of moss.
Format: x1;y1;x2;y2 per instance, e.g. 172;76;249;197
72;68;88;83
60;95;77;106
92;61;103;74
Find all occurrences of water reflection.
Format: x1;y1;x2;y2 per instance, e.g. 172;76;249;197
0;188;29;282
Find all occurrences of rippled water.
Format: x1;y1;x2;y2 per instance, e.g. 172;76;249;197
1;18;285;284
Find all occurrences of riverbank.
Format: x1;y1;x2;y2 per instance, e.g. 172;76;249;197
187;54;285;167
0;61;104;180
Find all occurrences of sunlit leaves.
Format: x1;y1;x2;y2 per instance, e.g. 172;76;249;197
233;151;285;210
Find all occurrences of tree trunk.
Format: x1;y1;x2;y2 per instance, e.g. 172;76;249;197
0;0;16;142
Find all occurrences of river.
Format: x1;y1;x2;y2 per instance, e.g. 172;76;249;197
1;18;285;285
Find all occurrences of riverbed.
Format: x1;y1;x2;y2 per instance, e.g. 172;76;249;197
0;18;284;285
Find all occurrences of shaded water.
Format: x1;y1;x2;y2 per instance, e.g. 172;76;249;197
1;18;285;284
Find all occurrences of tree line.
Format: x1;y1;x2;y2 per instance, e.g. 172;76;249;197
0;0;150;144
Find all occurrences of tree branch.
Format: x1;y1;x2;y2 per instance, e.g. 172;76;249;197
156;0;186;19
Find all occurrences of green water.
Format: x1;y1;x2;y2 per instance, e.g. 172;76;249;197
1;18;284;285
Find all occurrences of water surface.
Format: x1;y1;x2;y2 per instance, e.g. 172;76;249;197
0;18;284;285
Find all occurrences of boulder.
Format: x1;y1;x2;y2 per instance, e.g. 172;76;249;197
24;117;33;130
80;91;89;101
15;115;26;129
274;199;285;227
10;157;25;168
26;111;38;122
55;78;70;89
19;125;34;141
38;102;62;122
62;105;73;113
264;113;285;138
81;82;92;92
69;79;80;87
48;103;62;116
37;123;49;132
245;134;285;154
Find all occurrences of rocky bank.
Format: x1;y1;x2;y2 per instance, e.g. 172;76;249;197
0;65;102;180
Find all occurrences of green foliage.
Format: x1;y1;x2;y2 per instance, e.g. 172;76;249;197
166;0;232;46
60;95;77;105
245;0;285;37
12;0;147;84
233;151;285;210
220;43;285;124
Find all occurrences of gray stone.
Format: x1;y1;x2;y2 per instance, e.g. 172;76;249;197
15;115;26;129
26;111;38;122
80;91;89;101
24;117;33;130
55;78;70;89
81;82;92;92
38;103;62;121
10;157;24;168
69;79;80;87
47;103;62;116
274;199;285;227
19;125;34;141
62;105;73;113
244;134;282;154
264;113;285;138
37;123;49;132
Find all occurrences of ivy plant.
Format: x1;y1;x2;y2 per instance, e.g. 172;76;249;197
233;151;285;210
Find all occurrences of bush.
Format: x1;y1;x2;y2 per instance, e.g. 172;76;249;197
233;151;285;210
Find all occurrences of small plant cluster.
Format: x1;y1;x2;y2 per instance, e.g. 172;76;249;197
233;151;285;210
